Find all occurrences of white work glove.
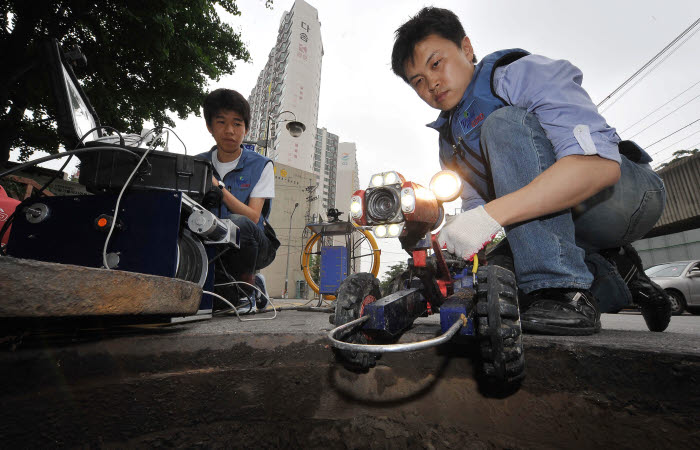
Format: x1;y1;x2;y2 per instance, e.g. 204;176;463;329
437;205;502;261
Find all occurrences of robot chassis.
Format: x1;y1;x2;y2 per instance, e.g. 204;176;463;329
327;170;525;386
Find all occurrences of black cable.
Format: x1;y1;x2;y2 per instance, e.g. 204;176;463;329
597;17;700;108
137;127;187;154
644;118;700;149
626;92;700;140
0;146;141;180
649;128;700;158
90;126;125;147
619;78;700;136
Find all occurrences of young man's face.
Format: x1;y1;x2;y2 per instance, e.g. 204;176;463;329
404;34;475;112
207;109;248;159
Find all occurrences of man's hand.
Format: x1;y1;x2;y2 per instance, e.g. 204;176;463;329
437;205;502;260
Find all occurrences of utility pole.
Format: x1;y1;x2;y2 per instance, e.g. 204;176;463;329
302;183;318;240
283;202;299;298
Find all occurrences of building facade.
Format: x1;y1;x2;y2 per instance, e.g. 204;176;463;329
247;0;323;173
314;127;339;216
336;142;360;215
260;162;316;298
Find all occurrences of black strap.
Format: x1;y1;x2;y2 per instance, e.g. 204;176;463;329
489;50;530;104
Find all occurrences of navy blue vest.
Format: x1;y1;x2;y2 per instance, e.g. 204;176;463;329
430;49;530;201
196;146;272;230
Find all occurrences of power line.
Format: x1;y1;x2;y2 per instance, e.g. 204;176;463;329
644;118;700;149
599;25;700;114
597;17;700;109
626;92;700;140
649;128;700;158
619;78;700;135
653;142;700;168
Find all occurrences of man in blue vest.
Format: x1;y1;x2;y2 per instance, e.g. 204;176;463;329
391;7;667;335
196;89;278;309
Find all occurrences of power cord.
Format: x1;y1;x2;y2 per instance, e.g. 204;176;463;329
205;281;278;322
137;127;188;154
101;136;160;269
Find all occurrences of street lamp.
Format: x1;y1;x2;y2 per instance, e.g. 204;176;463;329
245;110;306;157
283;202;299;298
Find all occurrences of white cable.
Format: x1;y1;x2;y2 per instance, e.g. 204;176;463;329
204;281;278;322
102;137;160;269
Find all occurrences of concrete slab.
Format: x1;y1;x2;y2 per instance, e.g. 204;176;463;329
0;257;202;317
0;304;698;448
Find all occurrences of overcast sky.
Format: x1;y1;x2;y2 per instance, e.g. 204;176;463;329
16;0;700;275
201;0;700;273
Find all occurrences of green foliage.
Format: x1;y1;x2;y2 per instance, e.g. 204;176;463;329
657;148;698;169
379;261;407;294
308;254;320;284
0;0;260;165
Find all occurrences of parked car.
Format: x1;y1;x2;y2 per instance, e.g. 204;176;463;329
645;260;700;315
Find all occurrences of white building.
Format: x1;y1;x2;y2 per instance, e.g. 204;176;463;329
336;141;360;211
314;127;338;216
248;0;323;173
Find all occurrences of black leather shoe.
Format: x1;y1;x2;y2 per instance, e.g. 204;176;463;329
613;245;672;332
521;289;601;335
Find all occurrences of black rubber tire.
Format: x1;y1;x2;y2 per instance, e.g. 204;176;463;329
687;307;700;315
331;273;382;370
383;269;411;296
666;290;686;316
476;265;525;386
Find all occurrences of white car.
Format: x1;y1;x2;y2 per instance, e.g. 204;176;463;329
645;260;700;315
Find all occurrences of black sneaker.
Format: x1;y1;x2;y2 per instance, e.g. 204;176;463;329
521;289;601;336
611;245;672;332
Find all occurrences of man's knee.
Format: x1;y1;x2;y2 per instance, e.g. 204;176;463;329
481;106;528;144
227;214;257;234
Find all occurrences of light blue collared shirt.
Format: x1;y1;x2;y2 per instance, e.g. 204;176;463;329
492;54;622;164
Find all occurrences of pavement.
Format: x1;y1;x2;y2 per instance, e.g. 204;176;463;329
1;298;698;448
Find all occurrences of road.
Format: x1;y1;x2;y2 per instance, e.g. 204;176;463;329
602;311;700;334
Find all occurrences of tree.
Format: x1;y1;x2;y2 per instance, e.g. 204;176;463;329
657;149;699;169
0;0;266;167
309;254;320;285
379;261;407;294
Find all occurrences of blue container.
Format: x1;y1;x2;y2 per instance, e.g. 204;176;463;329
319;246;348;295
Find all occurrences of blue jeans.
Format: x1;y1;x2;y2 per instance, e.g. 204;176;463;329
480;107;665;305
217;214;276;279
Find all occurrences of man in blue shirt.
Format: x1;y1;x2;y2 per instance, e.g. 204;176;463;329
196;89;279;309
391;7;666;335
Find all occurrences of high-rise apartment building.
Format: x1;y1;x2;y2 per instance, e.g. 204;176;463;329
336;142;360;213
248;0;323;173
314;127;338;213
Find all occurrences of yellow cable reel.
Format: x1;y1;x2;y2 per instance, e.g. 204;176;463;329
301;224;381;300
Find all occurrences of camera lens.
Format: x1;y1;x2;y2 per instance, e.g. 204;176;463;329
366;187;400;222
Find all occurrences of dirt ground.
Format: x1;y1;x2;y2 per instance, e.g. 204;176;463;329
1;326;698;449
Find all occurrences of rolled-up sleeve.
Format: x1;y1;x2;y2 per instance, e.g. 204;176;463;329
493;55;622;164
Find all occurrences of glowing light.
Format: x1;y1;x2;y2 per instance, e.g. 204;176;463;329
374;225;387;238
371;174;384;187
388;223;402;236
401;189;415;213
384;172;398;185
430;170;462;202
350;200;362;215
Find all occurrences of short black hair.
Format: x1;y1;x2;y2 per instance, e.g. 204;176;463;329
391;7;477;83
203;88;250;130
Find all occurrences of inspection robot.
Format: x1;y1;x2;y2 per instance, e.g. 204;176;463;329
328;170;525;386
